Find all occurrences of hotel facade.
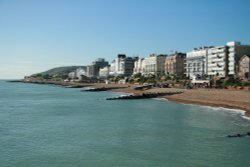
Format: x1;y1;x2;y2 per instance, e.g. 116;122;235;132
186;41;250;79
165;52;186;77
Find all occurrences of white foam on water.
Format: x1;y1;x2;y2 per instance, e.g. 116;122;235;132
177;102;249;121
201;106;246;115
242;115;250;121
154;98;169;101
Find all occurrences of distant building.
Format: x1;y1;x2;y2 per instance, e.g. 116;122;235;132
207;46;228;78
109;54;138;76
185;47;209;79
143;54;167;75
186;41;250;79
206;41;250;78
68;71;76;79
86;58;109;77
227;41;250;76
238;55;250;80
124;56;138;76
133;58;145;74
76;67;87;80
86;65;94;78
99;66;110;78
165;52;186;77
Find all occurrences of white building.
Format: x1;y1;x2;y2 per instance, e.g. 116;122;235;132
68;71;76;79
143;54;166;75
207;46;227;77
109;54;126;76
227;41;250;76
109;54;137;76
187;41;250;79
185;48;209;79
133;58;145;74
76;67;87;80
99;66;110;78
86;58;109;77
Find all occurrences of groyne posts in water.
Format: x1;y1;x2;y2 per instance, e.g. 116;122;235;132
106;91;183;100
82;87;128;92
227;132;250;138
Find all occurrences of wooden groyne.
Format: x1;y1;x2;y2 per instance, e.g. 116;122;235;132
227;132;250;138
8;80;92;88
82;86;128;92
106;91;183;100
7;80;24;83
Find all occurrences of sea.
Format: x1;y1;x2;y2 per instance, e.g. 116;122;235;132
0;80;250;167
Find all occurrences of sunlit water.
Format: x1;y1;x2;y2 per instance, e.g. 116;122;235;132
0;80;250;167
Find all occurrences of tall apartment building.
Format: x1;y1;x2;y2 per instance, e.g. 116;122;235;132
185;47;208;79
186;41;250;79
109;54;138;76
99;66;110;78
165;52;186;76
133;58;145;74
207;46;228;77
227;41;250;76
86;58;109;77
206;41;250;78
143;54;166;75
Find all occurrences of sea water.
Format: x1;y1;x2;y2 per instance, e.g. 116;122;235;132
0;80;250;167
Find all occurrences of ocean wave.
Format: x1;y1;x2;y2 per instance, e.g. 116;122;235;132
201;106;246;115
182;103;245;114
181;103;249;121
153;98;169;101
242;115;250;121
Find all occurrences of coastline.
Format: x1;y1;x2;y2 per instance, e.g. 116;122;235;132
12;80;250;117
103;84;250;117
163;96;250;117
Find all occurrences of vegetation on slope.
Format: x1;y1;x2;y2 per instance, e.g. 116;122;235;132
31;66;85;79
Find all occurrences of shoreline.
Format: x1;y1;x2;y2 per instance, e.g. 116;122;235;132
10;80;250;117
103;84;250;118
162;96;250;117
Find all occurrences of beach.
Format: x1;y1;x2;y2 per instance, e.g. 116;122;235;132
85;83;250;117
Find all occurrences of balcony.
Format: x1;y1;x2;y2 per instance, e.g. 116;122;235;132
207;63;217;67
209;58;225;62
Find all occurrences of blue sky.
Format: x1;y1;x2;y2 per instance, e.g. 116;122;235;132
0;0;250;79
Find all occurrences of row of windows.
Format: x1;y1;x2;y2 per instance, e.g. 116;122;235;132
186;68;202;72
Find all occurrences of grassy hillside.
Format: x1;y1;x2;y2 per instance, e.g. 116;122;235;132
31;66;86;78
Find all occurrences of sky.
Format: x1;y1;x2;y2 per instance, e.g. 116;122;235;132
0;0;250;79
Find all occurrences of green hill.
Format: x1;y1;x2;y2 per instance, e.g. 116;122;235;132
31;66;86;78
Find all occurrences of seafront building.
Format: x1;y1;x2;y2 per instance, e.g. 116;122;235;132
109;54;138;76
76;67;87;80
186;41;250;79
86;58;109;77
206;41;250;78
68;71;77;79
165;52;186;77
238;55;250;80
80;41;250;80
227;41;250;76
143;54;167;75
99;66;110;78
133;58;145;74
185;47;209;79
207;45;228;78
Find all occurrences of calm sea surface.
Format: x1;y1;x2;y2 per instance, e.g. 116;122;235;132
0;80;250;167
